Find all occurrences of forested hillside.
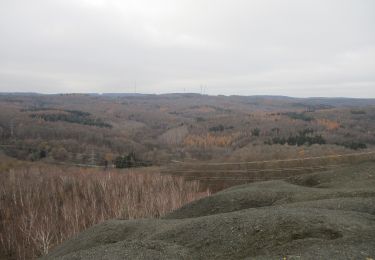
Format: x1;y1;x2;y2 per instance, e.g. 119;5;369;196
0;93;374;167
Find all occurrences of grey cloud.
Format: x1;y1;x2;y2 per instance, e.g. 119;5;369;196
0;0;374;97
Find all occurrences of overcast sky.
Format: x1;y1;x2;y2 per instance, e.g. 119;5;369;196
0;0;374;97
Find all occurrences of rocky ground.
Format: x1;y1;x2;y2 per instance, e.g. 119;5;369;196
45;162;375;260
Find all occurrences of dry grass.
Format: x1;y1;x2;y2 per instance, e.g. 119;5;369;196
0;165;208;259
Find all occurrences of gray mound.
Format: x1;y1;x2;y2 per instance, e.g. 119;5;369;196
45;163;375;260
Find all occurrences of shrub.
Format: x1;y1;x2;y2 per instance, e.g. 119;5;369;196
114;152;151;168
350;110;366;115
209;125;225;132
283;112;314;121
30;111;112;128
251;128;260;137
266;129;326;146
337;141;367;150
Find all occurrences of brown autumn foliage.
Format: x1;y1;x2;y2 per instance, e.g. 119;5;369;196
183;133;239;148
0;165;208;259
316;118;340;130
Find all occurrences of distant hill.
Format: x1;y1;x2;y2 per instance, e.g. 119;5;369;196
0;93;374;167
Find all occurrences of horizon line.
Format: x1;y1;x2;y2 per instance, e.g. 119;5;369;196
0;92;375;100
